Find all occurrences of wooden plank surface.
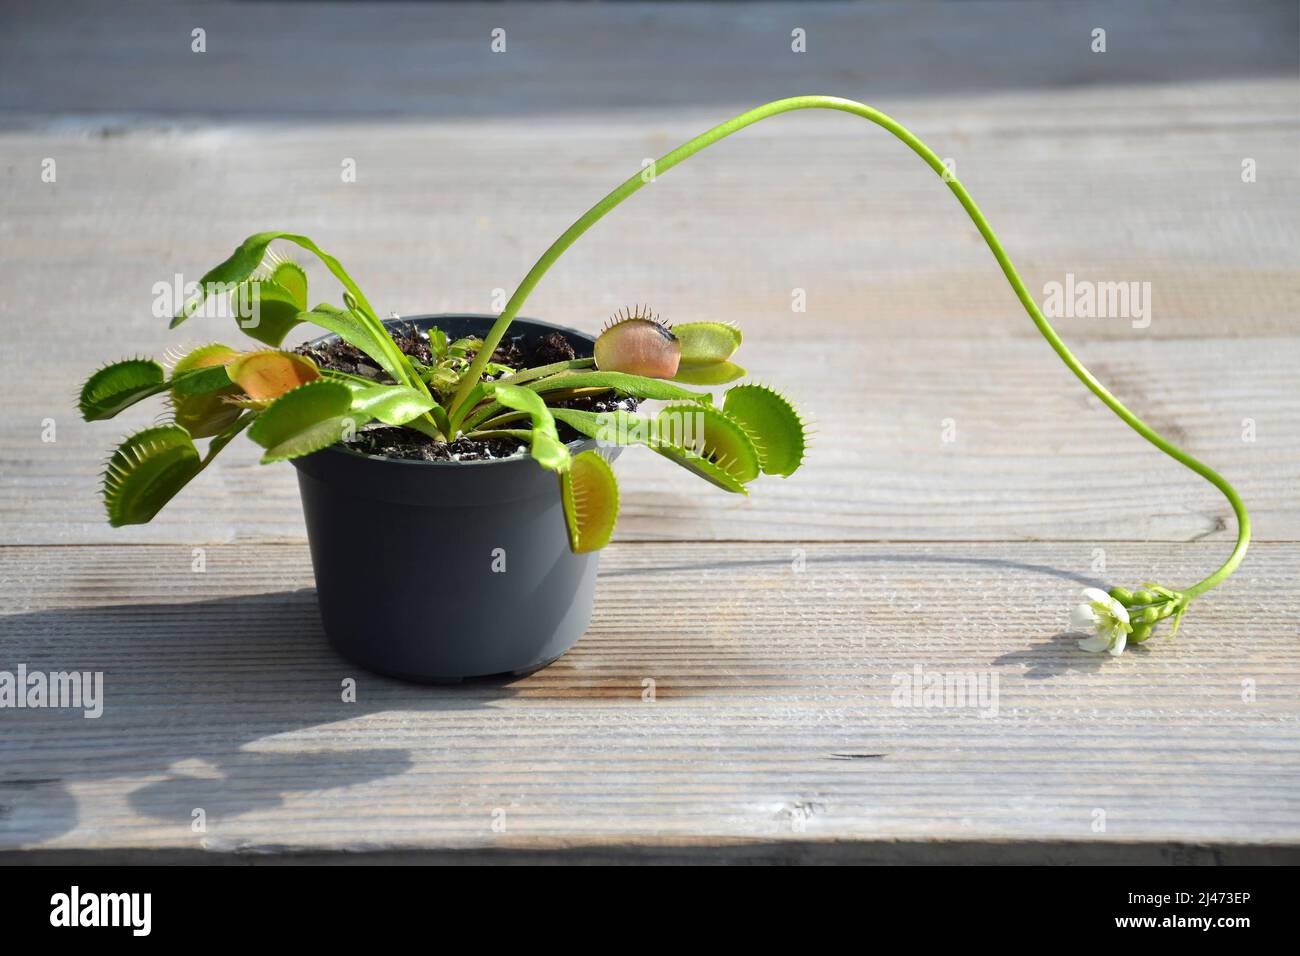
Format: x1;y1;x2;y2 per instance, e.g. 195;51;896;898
2;122;1297;545
0;1;1297;862
1;542;1297;864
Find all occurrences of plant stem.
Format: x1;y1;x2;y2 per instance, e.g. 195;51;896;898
465;409;527;432
465;428;533;442
494;357;596;387
403;415;444;441
451;95;1249;598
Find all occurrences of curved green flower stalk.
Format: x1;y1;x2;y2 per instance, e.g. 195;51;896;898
449;95;1249;650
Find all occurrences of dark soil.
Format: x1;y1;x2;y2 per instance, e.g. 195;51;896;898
296;322;636;462
296;322;436;380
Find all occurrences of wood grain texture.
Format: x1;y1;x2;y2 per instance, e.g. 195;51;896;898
0;1;1296;862
0;542;1297;863
3;93;1296;347
2;1;1295;123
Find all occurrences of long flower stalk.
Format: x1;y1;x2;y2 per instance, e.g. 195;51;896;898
449;95;1248;622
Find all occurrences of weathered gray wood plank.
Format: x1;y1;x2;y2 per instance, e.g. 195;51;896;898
3;100;1296;347
2;1;1295;123
1;542;1297;862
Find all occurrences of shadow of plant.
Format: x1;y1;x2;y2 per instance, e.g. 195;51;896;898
603;548;1109;679
994;630;1153;680
0;590;517;847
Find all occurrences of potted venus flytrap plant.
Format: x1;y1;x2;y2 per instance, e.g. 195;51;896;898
79;95;1249;680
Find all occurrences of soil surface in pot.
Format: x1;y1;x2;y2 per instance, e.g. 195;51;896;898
296;322;636;462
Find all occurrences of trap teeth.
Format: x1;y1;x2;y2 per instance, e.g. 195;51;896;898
604;304;664;332
595;307;681;377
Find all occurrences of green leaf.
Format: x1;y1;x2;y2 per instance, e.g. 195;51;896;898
549;407;626;442
530;370;711;403
234;279;305;347
79;359;167;421
348;383;435;426
171;364;240;397
561;451;620;553
495;357;595;387
205;411;256;460
487;383;569;473
423;365;461;396
170;344;241;439
172;343;237;376
657;402;760;485
428;326;448;360
722;384;808;476
173;232;373;326
428;403;452;439
452;379;493;416
463;369;711;434
671;361;747;385
226;350;321;402
651;442;750;494
170;232;423;393
171;237;273;325
271;261;308;310
448;336;483;358
298;304;410;385
102;425;203;526
550;405;756;493
247;380;367;463
673;322;741;365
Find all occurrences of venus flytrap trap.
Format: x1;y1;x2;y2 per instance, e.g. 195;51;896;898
79;95;1247;675
79;232;804;553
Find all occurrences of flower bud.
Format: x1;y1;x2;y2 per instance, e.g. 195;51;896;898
1139;606;1159;625
1132;589;1156;606
1108;586;1134;606
1130;622;1153;643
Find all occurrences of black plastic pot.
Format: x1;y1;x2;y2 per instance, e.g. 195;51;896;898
291;315;609;683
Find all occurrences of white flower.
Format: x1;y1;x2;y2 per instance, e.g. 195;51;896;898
1070;587;1131;656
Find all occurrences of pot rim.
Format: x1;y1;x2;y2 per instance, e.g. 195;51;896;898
308;313;600;469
